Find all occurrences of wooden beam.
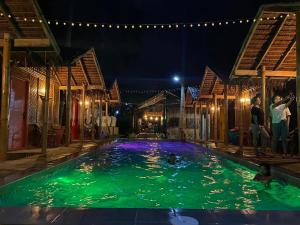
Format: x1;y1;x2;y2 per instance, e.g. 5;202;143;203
210;76;218;95
79;58;91;85
41;66;51;155
0;38;51;48
234;69;296;77
274;37;296;70
0;2;23;38
59;85;103;90
193;103;197;141
213;95;218;141
296;12;300;156
224;83;229;146
199;103;203;141
260;66;267;125
91;93;95;141
255;15;288;70
65;66;72;146
0;33;11;161
80;85;86;144
199;94;236;100
238;85;244;151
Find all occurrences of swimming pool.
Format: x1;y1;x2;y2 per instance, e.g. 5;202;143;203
0;140;300;210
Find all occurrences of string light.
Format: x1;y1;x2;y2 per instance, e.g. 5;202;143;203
0;11;290;32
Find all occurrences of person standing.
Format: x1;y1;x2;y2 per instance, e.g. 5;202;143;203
270;94;295;157
250;95;270;156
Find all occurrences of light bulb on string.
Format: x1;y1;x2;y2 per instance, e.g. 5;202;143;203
94;24;97;28
87;23;90;27
198;23;201;27
169;24;171;28
63;22;66;26
32;19;35;23
117;25;120;29
109;24;112;28
101;24;105;28
131;25;135;29
56;21;59;25
48;21;51;24
71;22;75;26
125;25;128;29
39;19;43;23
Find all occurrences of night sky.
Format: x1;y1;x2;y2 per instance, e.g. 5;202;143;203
40;0;297;102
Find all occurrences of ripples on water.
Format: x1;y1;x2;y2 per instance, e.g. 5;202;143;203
0;140;300;210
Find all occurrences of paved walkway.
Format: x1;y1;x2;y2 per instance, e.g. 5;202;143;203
0;140;113;185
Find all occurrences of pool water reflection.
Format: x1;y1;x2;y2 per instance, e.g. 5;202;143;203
0;140;300;210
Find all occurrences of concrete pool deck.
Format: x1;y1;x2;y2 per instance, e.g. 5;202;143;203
0;139;114;186
0;206;299;225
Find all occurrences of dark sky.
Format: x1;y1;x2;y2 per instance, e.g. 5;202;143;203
39;0;294;102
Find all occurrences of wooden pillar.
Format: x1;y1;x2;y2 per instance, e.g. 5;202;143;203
205;104;209;143
91;93;95;141
260;65;267;125
238;84;244;150
80;85;86;144
65;65;72;146
224;83;229;146
193;102;197;141
199;102;203;141
0;33;11;161
105;101;109;116
214;95;218;141
98;95;103;138
41;66;51;155
296;12;300;155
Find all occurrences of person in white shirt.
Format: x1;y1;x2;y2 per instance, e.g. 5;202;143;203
270;94;295;157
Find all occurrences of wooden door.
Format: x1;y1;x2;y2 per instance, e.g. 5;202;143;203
9;77;28;150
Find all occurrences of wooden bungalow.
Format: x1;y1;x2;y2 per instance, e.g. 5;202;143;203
195;66;238;144
185;86;200;140
135;91;180;138
0;0;61;160
0;0;120;161
230;3;300;153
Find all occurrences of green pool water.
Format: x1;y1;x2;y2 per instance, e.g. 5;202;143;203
0;140;300;210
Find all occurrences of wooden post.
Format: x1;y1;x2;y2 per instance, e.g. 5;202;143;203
91;92;95;141
65;65;72;146
214;95;218;141
80;85;86;144
98;95;103;138
105;101;109;116
0;33;11;161
260;65;267;125
224;83;229;146
41;65;51;155
238;84;244;151
205;104;209;143
199;102;202;141
193;102;197;141
296;12;300;155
